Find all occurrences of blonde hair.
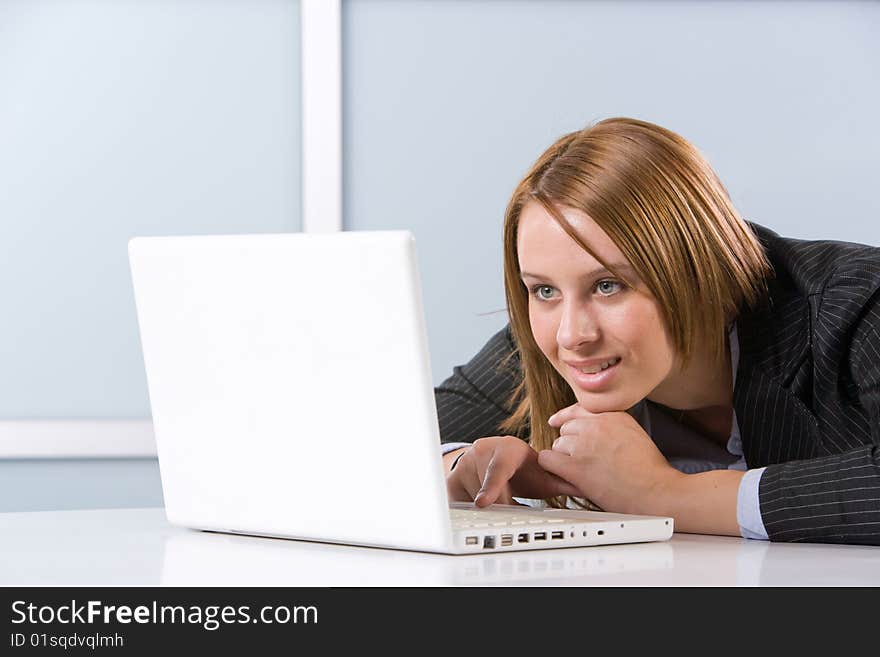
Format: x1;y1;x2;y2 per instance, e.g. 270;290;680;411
498;117;773;509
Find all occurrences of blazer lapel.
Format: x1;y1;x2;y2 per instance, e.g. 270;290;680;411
733;265;819;467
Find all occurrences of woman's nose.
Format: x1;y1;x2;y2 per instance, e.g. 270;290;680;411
556;302;600;350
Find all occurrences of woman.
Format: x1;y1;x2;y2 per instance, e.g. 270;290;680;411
437;117;880;545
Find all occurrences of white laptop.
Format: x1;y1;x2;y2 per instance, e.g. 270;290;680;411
128;230;673;554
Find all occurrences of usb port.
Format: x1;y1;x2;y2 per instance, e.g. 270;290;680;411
534;532;547;541
551;531;564;540
517;533;529;544
465;536;478;546
501;534;513;547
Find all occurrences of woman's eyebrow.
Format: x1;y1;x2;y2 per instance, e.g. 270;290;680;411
520;263;636;280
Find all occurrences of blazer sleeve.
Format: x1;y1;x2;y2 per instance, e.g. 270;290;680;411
757;297;880;545
434;324;523;445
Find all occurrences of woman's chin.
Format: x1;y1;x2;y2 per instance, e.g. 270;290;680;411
572;391;637;414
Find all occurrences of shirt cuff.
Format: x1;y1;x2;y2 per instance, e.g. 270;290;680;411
736;467;769;540
440;442;471;456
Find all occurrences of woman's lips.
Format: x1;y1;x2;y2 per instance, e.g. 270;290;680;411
568;357;622;392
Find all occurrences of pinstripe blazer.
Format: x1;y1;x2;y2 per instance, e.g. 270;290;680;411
434;221;880;545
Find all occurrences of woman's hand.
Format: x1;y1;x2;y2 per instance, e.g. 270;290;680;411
538;403;685;514
446;435;582;507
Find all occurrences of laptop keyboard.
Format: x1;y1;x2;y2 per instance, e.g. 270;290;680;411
450;507;565;530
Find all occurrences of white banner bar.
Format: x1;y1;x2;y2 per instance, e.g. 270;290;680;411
0;421;156;459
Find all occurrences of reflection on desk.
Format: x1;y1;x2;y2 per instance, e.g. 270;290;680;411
1;508;879;586
162;531;674;586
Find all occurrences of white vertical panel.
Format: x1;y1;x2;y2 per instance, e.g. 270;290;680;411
301;0;342;233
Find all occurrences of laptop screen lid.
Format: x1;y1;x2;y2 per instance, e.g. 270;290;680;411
129;231;454;552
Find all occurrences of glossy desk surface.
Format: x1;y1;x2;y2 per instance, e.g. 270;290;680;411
2;508;879;586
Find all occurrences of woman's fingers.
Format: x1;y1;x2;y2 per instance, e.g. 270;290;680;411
509;461;582;499
445;451;482;502
447;435;585;507
474;446;528;507
547;402;594;427
445;472;472;502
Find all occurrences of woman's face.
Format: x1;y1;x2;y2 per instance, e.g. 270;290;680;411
517;201;678;413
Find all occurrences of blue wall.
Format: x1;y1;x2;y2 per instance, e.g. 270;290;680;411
0;459;163;512
343;0;880;386
0;0;302;419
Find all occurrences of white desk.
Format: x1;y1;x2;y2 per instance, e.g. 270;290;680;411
2;508;879;586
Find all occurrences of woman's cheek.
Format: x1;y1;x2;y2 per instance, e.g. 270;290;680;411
530;313;557;360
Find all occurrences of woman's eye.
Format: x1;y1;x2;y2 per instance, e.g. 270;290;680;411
534;285;555;300
596;279;622;296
